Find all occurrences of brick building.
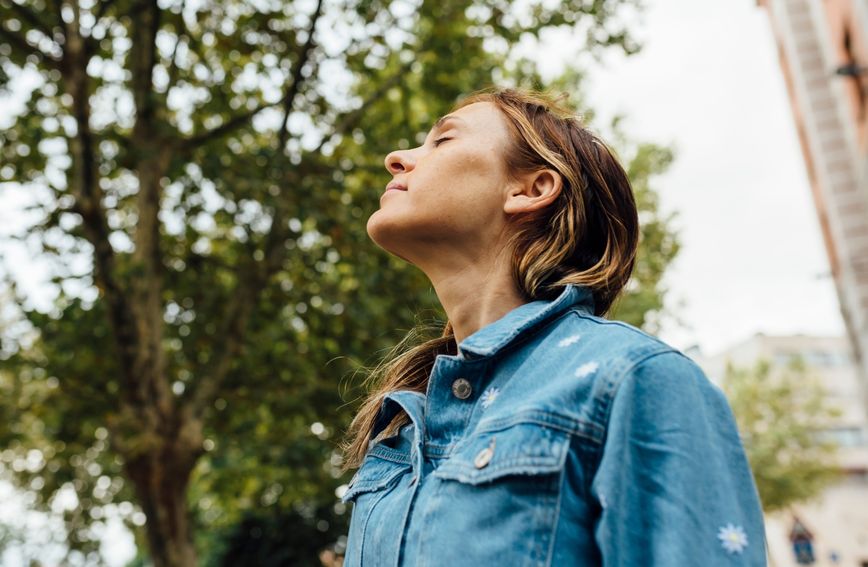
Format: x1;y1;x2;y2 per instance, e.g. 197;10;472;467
755;0;868;411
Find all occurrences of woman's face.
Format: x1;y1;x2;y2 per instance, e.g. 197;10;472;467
366;101;516;264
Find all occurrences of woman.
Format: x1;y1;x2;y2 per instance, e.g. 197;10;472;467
337;88;767;566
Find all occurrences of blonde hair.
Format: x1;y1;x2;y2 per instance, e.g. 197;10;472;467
338;88;639;471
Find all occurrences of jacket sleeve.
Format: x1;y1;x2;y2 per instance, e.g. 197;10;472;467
590;350;768;565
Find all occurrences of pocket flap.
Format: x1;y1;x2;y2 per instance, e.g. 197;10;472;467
341;455;411;504
432;422;571;485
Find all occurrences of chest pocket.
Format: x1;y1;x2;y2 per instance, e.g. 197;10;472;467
421;421;572;567
341;449;412;567
433;420;570;483
341;449;410;504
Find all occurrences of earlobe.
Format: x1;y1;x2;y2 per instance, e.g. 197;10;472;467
503;169;562;215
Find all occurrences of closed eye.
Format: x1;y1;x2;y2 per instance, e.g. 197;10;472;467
433;137;452;147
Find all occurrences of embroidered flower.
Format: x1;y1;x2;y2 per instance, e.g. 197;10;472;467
717;523;749;554
574;361;599;379
480;386;500;409
558;334;582;347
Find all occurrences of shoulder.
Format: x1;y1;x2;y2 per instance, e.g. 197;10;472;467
537;307;728;426
538;306;686;376
488;308;714;437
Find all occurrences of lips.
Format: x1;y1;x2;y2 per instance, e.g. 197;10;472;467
385;181;407;193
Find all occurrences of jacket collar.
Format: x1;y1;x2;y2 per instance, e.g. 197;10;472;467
457;284;595;360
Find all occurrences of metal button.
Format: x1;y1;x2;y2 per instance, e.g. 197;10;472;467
474;446;494;469
451;378;472;399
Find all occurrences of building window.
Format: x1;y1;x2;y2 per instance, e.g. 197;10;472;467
841;27;866;122
803;350;832;367
777;349;851;368
774;352;798;366
815;426;867;447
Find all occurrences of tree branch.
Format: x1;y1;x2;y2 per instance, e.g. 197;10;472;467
176;0;325;156
125;0;176;422
3;0;56;40
190;63;408;418
0;25;62;69
276;0;324;152
47;0;65;42
59;0;142;414
175;97;284;154
312;62;410;155
163;0;186;96
128;0;161;125
94;0;116;25
182;0;326;420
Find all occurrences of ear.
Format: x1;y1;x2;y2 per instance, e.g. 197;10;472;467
503;169;563;215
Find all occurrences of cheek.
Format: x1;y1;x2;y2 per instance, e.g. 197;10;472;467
425;147;507;202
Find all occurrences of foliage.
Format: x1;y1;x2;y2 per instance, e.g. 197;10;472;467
721;356;844;513
0;0;683;564
606;116;679;329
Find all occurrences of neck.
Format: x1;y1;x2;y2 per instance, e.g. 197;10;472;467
420;248;526;346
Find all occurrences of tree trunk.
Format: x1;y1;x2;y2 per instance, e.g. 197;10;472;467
123;416;203;567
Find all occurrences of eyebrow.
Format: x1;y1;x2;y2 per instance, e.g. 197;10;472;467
432;114;466;132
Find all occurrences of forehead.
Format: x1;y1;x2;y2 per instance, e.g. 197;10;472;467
432;101;506;132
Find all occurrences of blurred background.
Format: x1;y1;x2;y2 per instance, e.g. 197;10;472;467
0;0;865;565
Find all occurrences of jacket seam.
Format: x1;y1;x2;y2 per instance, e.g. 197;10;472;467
415;469;445;567
545;450;568;567
567;309;676;351
474;411;603;441
424;409;602;460
356;484;392;563
585;347;679;495
367;444;413;465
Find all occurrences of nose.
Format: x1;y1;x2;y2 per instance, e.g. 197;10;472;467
385;149;414;174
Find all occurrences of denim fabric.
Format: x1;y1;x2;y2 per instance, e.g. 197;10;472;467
340;284;768;566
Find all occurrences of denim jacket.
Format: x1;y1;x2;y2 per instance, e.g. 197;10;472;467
340;284;768;566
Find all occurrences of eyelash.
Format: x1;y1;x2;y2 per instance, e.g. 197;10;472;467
433;137;452;147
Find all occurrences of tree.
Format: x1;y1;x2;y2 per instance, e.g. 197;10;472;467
721;356;843;514
0;0;679;565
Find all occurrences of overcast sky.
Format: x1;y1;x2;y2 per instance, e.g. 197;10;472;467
533;0;846;356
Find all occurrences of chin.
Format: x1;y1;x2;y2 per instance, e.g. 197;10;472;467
367;211;401;250
366;212;419;264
